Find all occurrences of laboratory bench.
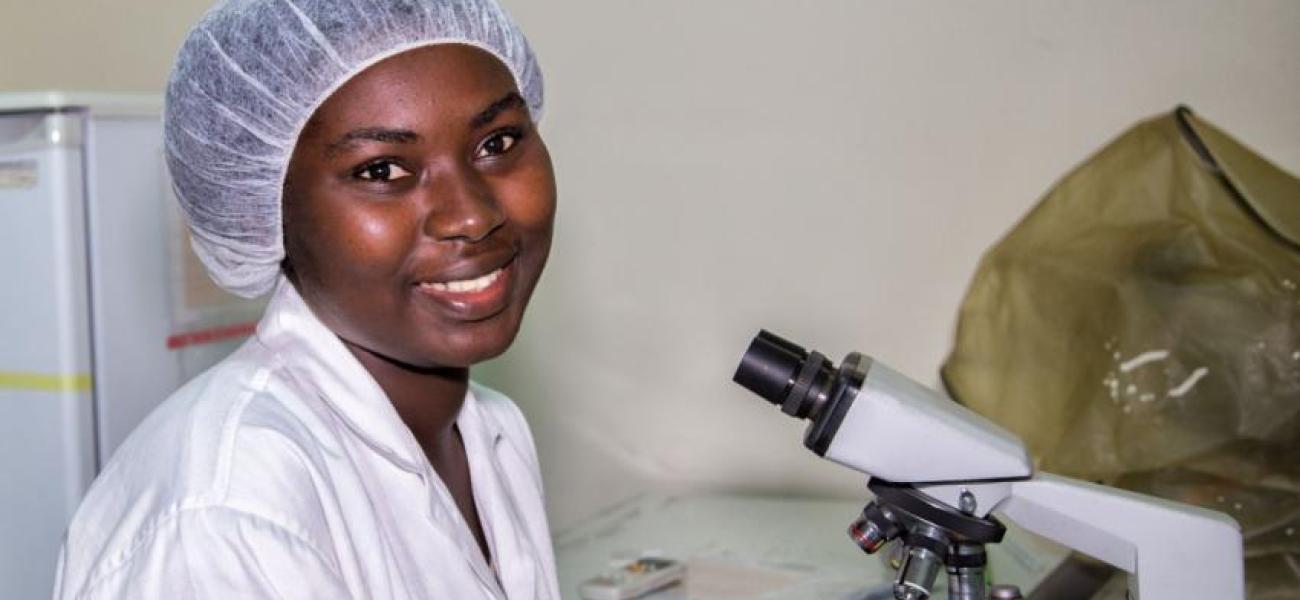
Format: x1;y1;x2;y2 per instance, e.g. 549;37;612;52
553;494;1113;600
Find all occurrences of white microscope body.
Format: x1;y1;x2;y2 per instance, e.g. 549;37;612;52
734;330;1243;600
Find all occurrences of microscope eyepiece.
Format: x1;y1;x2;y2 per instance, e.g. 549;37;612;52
733;330;848;421
732;330;807;406
734;330;870;454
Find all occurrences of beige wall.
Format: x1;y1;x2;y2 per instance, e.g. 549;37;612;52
4;1;1299;530
492;0;1300;529
0;0;210;92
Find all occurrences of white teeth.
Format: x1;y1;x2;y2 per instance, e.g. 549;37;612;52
420;268;502;293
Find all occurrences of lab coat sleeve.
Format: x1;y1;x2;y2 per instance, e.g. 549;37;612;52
66;506;351;600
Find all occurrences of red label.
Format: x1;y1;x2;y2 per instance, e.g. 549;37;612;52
166;321;257;350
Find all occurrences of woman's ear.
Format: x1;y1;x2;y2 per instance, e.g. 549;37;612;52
280;177;300;285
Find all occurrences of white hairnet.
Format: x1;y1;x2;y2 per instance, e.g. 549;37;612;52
164;0;543;298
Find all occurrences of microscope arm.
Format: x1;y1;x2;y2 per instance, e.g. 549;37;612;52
982;473;1243;600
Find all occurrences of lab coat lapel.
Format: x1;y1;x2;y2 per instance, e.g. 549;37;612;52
460;392;544;600
417;460;504;598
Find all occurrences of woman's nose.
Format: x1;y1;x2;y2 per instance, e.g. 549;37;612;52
421;164;504;242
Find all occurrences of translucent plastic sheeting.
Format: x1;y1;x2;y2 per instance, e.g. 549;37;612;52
943;106;1300;598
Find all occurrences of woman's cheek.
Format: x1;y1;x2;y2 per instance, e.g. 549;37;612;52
338;208;416;271
504;171;557;229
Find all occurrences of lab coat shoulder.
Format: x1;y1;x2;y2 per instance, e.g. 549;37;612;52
56;341;350;599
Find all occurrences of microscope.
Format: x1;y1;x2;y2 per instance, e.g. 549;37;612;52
733;330;1243;600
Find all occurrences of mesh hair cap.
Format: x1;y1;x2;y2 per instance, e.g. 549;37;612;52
164;0;543;298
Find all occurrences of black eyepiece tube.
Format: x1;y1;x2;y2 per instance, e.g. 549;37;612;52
734;329;870;455
733;330;808;406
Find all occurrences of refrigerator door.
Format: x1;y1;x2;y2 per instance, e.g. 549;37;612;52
84;114;181;461
0;111;96;600
82;114;265;464
0;95;264;599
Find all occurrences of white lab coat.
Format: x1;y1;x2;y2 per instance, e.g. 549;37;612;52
53;277;559;600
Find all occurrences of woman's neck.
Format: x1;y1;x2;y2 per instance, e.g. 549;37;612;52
342;338;469;453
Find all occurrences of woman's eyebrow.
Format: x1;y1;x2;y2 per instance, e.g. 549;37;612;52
470;92;525;129
326;127;421;155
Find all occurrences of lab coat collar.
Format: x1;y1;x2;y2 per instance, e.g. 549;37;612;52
254;276;504;473
457;385;540;599
453;391;512;588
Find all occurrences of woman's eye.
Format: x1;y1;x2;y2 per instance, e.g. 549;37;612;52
475;130;522;159
354;160;413;182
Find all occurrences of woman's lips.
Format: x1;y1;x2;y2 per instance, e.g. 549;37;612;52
412;260;513;320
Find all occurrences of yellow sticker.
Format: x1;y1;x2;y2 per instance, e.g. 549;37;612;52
0;371;92;392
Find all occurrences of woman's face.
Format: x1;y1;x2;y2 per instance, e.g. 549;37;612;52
283;44;555;369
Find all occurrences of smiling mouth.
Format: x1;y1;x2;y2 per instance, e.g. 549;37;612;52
411;256;515;321
416;267;504;293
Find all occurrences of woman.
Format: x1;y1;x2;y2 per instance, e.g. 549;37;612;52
54;1;558;598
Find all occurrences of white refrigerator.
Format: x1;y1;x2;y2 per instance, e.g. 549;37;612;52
0;93;264;599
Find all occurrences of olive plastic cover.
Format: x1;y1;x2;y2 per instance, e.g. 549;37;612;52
942;107;1298;595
